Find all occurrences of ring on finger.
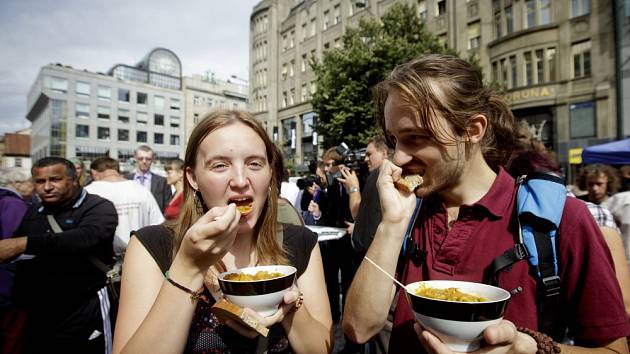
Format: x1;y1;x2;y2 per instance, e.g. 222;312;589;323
293;293;304;312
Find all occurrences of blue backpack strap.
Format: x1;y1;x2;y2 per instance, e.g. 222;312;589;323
491;172;568;340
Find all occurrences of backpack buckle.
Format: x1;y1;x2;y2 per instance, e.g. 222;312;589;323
541;275;561;297
514;243;529;260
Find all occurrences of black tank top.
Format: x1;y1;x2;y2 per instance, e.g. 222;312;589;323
133;224;317;354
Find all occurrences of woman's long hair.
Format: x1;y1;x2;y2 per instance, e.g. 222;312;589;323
169;109;288;267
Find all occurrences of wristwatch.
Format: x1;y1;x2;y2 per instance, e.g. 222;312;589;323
349;186;358;193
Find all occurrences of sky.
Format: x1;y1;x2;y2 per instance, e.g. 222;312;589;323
0;0;260;135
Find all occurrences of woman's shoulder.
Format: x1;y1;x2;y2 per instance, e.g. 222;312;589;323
281;224;318;278
132;224;174;273
282;224;318;248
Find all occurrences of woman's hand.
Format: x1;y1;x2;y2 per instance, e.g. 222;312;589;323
377;160;417;225
414;319;537;354
338;168;359;193
173;204;241;277
308;200;321;218
224;286;304;338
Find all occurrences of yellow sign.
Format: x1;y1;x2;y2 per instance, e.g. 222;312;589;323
569;148;583;164
505;86;554;103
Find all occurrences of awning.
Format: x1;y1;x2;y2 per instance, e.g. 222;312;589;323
581;138;630;165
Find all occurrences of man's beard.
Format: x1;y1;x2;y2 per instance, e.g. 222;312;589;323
414;156;465;198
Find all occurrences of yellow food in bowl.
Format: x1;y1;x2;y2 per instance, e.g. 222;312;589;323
224;271;284;281
415;284;487;302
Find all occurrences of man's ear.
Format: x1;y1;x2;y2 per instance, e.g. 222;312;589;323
185;166;198;191
466;114;488;144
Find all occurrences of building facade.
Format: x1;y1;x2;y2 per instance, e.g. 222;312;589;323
26;48;248;171
0;128;31;169
183;73;248;132
250;0;621;169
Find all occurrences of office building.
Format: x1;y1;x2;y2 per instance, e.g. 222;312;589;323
25;48;248;170
250;0;619;169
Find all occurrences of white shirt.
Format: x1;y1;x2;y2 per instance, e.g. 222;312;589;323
280;181;301;208
86;180;164;255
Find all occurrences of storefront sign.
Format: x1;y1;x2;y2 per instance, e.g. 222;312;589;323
505;86;554;103
569;148;583;164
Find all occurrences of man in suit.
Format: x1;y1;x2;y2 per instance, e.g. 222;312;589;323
127;145;172;213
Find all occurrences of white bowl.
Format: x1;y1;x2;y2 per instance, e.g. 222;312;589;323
406;280;511;352
218;265;297;317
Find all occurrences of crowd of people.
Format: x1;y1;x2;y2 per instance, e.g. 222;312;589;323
0;53;629;354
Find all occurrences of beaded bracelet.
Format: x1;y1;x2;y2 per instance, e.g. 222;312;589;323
516;327;561;354
164;271;209;303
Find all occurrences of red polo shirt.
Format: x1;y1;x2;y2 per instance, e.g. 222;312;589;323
389;169;630;353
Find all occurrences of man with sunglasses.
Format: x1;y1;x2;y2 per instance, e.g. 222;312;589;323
127;145;172;213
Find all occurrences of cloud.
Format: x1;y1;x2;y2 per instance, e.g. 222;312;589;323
0;0;258;135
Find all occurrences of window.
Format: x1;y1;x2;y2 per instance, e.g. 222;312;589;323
170;116;180;128
118;89;130;102
118;129;129;142
334;38;341;48
289;30;295;48
494;10;502;38
76;124;89;138
509;56;517;88
15;158;22;168
154;95;165;110
310;81;317;95
492;61;499;82
310;18;316;37
98;85;111;100
301;23;307;42
154;114;164;126
540;0;550;25
524;52;533;86
170;98;180;110
282;63;288;80
437;0;446;16
572;0;589;17
301;84;308;102
505;5;513;34
290;89;295;106
570;102;595;138
76;81;90;97
137;92;147;105
51;77;68;93
154;133;164;145
136;131;147;143
547;47;557;81
76;103;90;118
535;49;544;84
501;58;508;86
97;127;110;140
323;10;330;30
418;0;427;20
301;54;307;72
282;91;288;108
334;4;341;25
525;0;551;28
289;60;295;77
170;134;180;146
525;0;536;28
118;109;130;123
97;106;110;119
137;111;148;124
282;34;288;51
572;41;591;78
468;22;481;50
467;0;479;18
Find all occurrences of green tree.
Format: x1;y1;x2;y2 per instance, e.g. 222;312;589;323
311;3;458;149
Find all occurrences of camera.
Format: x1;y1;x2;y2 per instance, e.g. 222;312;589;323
333;142;366;172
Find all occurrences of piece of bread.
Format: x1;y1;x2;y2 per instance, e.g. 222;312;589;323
394;175;423;193
211;299;269;337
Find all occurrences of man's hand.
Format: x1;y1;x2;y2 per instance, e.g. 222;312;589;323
0;237;27;263
414;319;537;354
308;200;321;219
377;160;417;225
